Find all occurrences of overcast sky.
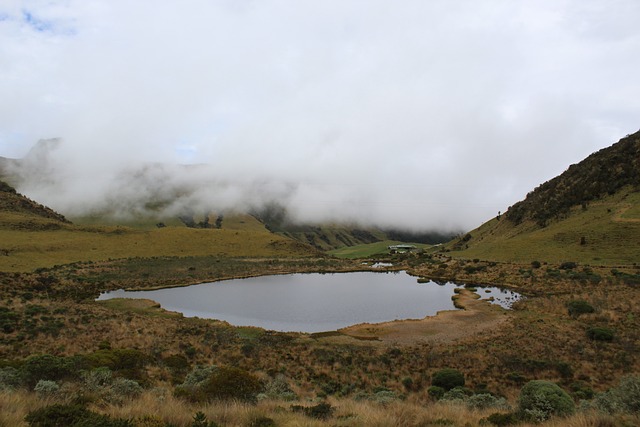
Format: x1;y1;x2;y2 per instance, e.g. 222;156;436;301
1;1;639;231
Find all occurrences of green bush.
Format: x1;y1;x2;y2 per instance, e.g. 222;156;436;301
83;367;113;391
569;381;594;400
466;393;509;410
0;366;22;390
259;374;296;401
440;387;467;402
177;366;261;403
594;375;640;415
202;366;262;402
0;306;20;333
566;300;595;317
34;380;60;397
428;385;445;400
105;378;143;404
25;404;131;427
586;327;614;341
432;368;465;391
82;349;148;380
21;354;77;387
559;262;577;270
518;380;575;421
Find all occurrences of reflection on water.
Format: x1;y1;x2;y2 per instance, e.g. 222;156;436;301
98;272;521;333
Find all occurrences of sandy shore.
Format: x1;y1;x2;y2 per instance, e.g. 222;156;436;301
337;288;511;345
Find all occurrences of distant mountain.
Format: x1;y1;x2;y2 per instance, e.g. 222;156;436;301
251;203;456;251
1;139;455;250
447;130;640;265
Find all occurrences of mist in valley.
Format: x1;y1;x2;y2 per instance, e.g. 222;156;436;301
1;1;639;233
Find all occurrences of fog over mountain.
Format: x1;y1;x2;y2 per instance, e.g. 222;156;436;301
1;1;639;231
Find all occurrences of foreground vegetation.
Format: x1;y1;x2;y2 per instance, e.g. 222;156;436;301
1;131;639;425
1;251;638;426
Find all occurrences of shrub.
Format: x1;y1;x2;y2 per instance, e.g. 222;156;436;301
466;393;509;410
83;349;148;381
21;354;77;387
0;366;22;390
182;365;217;388
586;327;614;341
106;378;143;403
569;381;594;400
567;300;595;317
174;366;262;404
594;375;640;415
518;380;575;421
201;366;262;402
428;386;445;400
260;374;296;401
83;367;113;391
441;387;467;402
25;403;131;427
34;379;60;397
0;306;20;333
559;262;577;270
432;368;465;391
505;372;526;385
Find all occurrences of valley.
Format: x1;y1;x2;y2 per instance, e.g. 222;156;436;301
0;131;639;426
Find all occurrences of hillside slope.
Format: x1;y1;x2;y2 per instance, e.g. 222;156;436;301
0;179;70;227
447;130;640;265
0;181;319;272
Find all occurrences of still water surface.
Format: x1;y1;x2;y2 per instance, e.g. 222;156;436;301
97;272;520;333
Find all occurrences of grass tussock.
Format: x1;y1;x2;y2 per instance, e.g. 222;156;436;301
2;390;638;427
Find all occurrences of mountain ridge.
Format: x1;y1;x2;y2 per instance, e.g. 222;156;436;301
447;130;640;264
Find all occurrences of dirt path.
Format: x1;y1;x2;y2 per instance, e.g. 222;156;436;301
336;289;511;346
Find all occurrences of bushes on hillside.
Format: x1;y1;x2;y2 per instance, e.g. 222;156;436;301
586;327;614;342
21;354;78;387
175;365;262;403
25;404;131;427
431;368;465;391
566;300;595;317
594;375;640;415
517;380;575;422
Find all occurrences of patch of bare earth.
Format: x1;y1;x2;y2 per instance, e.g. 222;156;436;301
338;289;511;345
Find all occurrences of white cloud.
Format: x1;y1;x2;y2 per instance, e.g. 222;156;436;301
0;0;639;230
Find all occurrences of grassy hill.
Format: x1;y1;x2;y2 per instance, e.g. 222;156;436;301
446;130;640;265
0;180;319;272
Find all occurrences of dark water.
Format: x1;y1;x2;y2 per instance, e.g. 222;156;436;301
97;272;520;333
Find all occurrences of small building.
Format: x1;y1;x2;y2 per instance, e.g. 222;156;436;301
388;244;417;253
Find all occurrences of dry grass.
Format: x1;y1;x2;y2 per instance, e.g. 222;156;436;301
2;390;637;427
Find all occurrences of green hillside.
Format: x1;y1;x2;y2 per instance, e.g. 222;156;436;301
447;131;640;265
0;180;319;272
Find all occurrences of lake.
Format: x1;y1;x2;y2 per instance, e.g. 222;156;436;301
97;271;520;333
